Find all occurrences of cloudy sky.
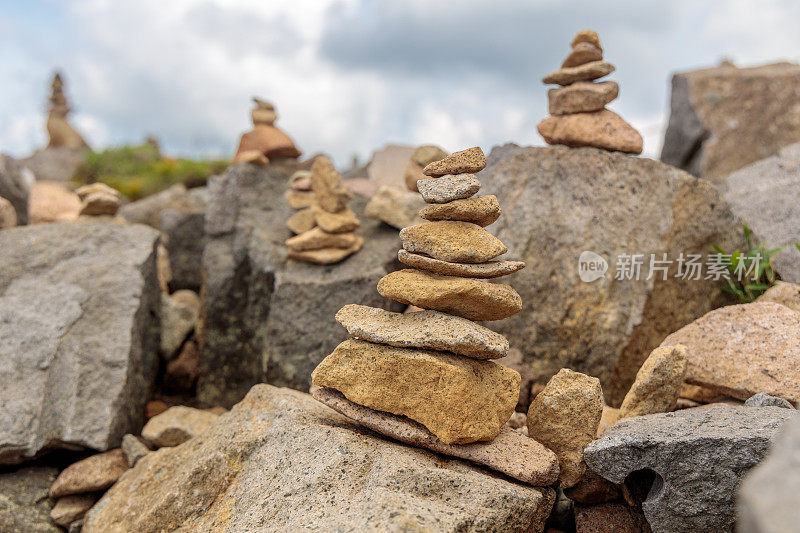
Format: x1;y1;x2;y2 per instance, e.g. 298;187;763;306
2;0;799;166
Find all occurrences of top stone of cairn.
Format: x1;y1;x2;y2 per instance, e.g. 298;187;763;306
422;147;487;177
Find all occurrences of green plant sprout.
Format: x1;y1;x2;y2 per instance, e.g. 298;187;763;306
712;224;783;303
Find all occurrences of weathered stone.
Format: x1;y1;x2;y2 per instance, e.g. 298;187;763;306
165;340;199;393
572;30;602;51
538;109;643;154
366;144;415;190
28;181;81;223
422;146;486;177
584;404;796;533
562;42;602;69
287;239;364;264
22;146;87;183
378;268;522;321
285;207;316;234
286;226;360;252
312;201;360;233
526;369;603;488
0;196;16;228
398;249;524;278
745;392;795;409
661;61;800;183
84;385;553;532
574;503;651;533
50;449;128;498
417;173;481;203
479;145;746;405
76;182;119;201
335;303;509;359
310;156;352;213
284;189;315;209
364;184;425;229
548;81;618;115
564;469;621;504
0;223;160;464
160;290;199;358
312;339;520;444
400;221;506;263
723;143;800;282
759;281;800;313
0;466;59;533
618;345;688;419
661;302;800;403
597;405;621;437
0;154;30;225
235;149;268;165
234;123;301;161
200;164;402;407
121;434;151;467
405;145;447;191
312;386;558;485
738;416;800;533
542;61;615;85
51;494;97;527
419;194;501;226
141;406;219;448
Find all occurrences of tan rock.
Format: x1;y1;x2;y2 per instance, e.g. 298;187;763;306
398;249;524;279
28;182;81;223
418;194;501;226
526;369;603;488
49;449;128;498
141;405;219;448
121;433;151;467
596;405;620;438
417;173;481;203
311;156;352;213
564;469;621;504
406;145;448;191
574;502;651;533
75;182;120;201
542;60;615;85
562;42;603;68
284;189;314;209
312;339;520;444
160;290;199;357
312;386;558;485
51;494;97;527
236;149;269;166
400;221;506;263
422;146;486;177
285;207;316;234
234;123;301;161
288;238;363;265
618;345;688;419
288;170;313;191
680;383;720;404
377;268;522;321
335;303;509;359
537;109;643;154
145;399;168;419
404;161;426;192
661;302;800;403
548;81;618;115
759;282;800;313
364;185;425;229
0;196;17;228
571;30;602;52
312;201;360;233
286;227;359;252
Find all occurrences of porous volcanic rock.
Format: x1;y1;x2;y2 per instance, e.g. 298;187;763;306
398;249;524;278
0;466;59;532
418;194;501;226
141;406;219;447
400;221;507;263
548;81;619;115
537;109;643;153
618;344;688;419
422;146;487;177
50;449;128;498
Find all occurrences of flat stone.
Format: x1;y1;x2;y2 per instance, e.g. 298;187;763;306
526;369;603;488
51;494;97;527
0;466;59;533
310;156;352;213
236;150;268;165
398;250;524;279
83;385;554;532
141;406;219;448
574;503;650;533
312;201;360;233
422;146;486;177
562;42;603;68
335;303;509;359
364;184;425;229
542;60;615;85
585;404;796;533
312;339;520;444
400;221;507;263
745;392;795;409
419;194;501;226
312;386;558;485
288;238;363;265
417;173;481;203
121;434;151;467
234;123;301;161
288;170;312;190
538;109;643;154
284;189;314;209
759;282;800;313
50;449;128;498
377;268;522;321
618;345;688;419
572;30;602;51
548;81;618;115
661;302;800;403
285;207;315;234
405;145;448;191
286;227;360;252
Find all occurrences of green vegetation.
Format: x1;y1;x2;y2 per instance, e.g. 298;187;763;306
73;143;230;200
712;224;782;303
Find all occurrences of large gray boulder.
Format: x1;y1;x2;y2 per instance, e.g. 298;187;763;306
0;466;59;532
84;384;555;532
22;146;88;183
723;143;800;283
584;405;797;533
0;222;161;463
199;162;402;408
480;144;745;405
0;154;31;225
661;61;800;183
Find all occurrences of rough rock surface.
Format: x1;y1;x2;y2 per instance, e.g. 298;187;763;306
0;196;16;228
0;222;160;464
661;302;800;403
51;494;97;527
121;434;150;467
311;201;360;233
200;162;402;407
745;393;795;409
0;154;30;225
0;466;59;532
286;227;360;251
84;385;554;533
405;145;447;191
28;182;81;223
141;406;219;447
417;173;481;203
312;339;520;444
398;249;524;278
479;145;745;404
50;449;128;498
584;404;796;533
548;81;618;115
537;109;643;153
160;290;199;358
759;282;800;313
422;146;486;176
287;239;364;264
400;221;507;263
661;61;800;183
419;194;501;226
618;345;688;418
364;184;425;229
722;143;800;283
285;206;316;234
335;304;509;359
541;60;614;85
312;386;559;485
561;42;602;68
574;503;651;533
22;146;87;183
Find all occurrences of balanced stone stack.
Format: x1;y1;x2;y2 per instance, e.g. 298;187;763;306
234;98;302;165
538;30;643;154
75;183;121;217
285;156;362;264
312;147;526;445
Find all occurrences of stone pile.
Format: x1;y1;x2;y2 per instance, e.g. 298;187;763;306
233;98;301;165
75;182;121;217
312;147;532;451
46;72;89;150
538;30;643;154
285;156;363;264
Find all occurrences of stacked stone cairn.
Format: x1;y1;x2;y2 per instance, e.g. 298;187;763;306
285;156;362;264
47;72;90;150
234;97;302;165
537;30;643;154
312;147;528;446
75;183;121;217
